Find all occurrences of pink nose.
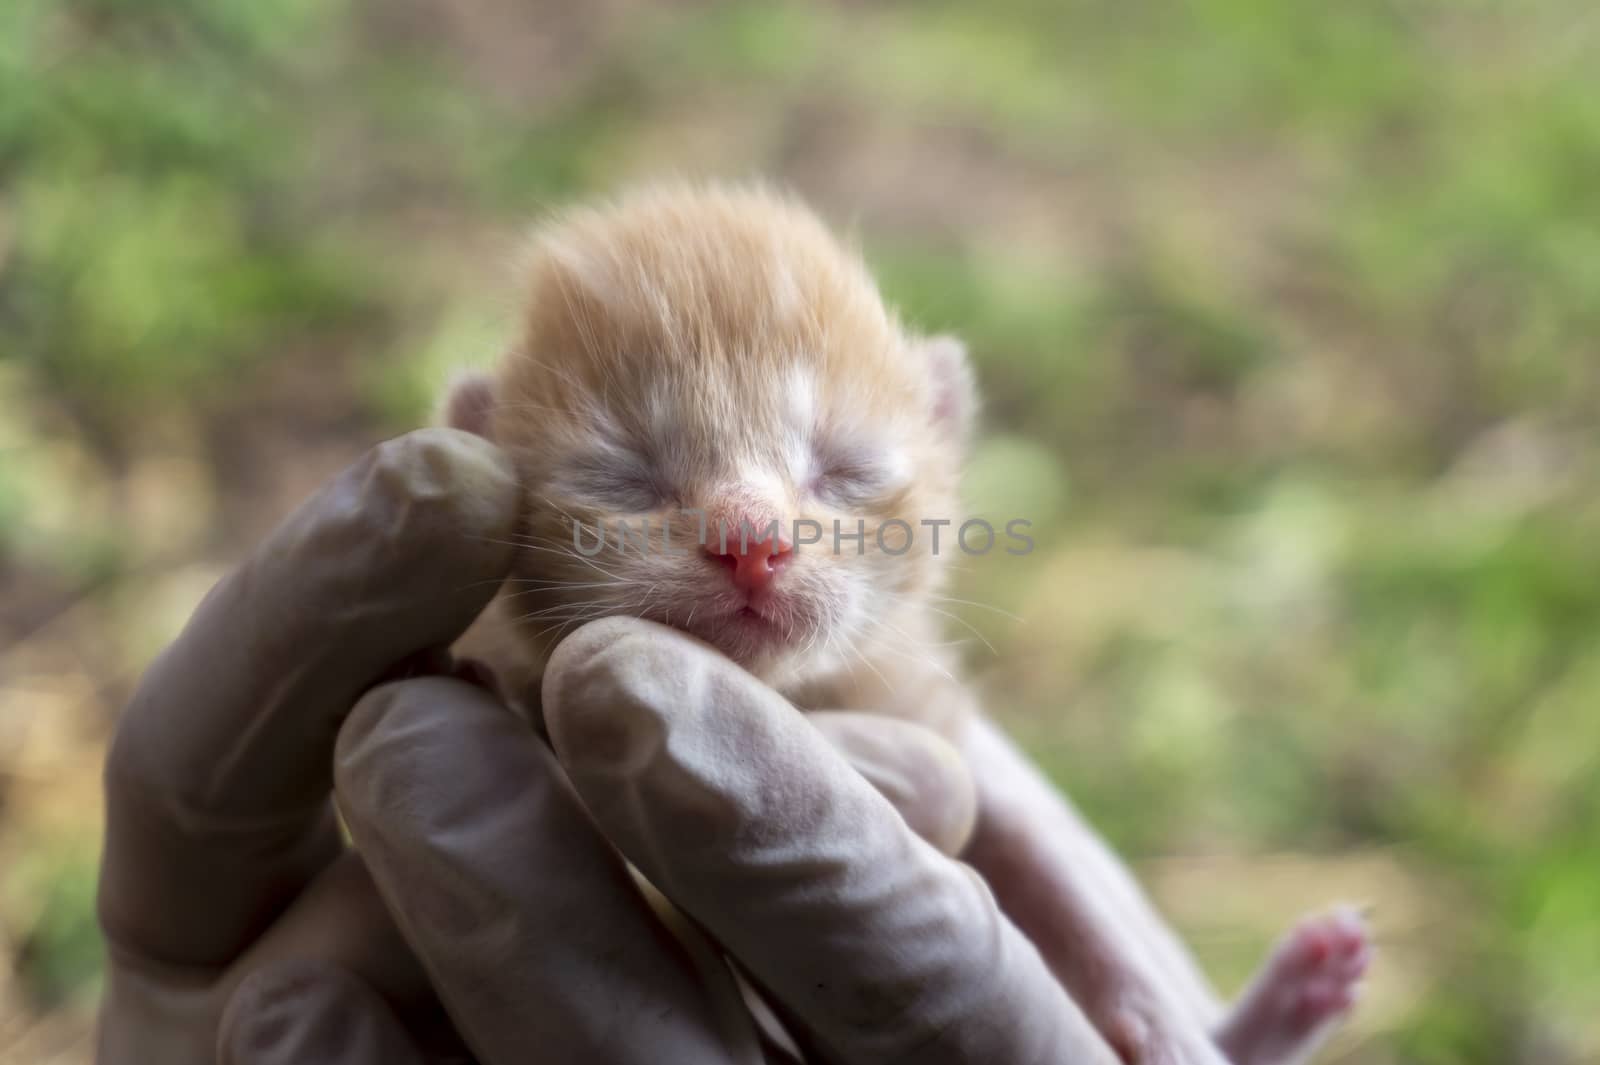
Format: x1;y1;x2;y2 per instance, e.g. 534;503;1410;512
707;527;793;594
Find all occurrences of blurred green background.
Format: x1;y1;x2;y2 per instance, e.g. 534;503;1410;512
2;1;1598;1061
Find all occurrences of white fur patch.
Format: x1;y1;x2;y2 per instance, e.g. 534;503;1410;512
786;367;817;429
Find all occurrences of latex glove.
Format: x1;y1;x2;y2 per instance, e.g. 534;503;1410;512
96;428;1118;1064
534;617;1120;1064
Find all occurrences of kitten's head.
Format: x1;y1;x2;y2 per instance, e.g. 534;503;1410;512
449;184;975;685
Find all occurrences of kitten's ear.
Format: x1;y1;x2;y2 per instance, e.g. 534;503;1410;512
441;369;497;440
919;334;977;444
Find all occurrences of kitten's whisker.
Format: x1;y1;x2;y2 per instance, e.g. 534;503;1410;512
507;541;632;583
926;594;1024;622
843;638;893;693
919;605;997;655
859;631;955;683
498;580;635;603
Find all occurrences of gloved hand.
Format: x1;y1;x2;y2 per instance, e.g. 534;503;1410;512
96;428;1119;1065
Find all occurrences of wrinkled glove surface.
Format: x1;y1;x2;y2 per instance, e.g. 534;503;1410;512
96;428;1116;1065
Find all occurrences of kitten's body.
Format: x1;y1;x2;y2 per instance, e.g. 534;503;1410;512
449;184;1367;1065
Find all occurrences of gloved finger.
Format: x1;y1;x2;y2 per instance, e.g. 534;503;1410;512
334;675;762;1065
218;960;431;1065
220;851;467;1058
958;714;1226;1031
543;619;1120;1065
96;847;466;1065
100;429;521;971
806;712;977;857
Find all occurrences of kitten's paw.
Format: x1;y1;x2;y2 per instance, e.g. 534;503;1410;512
1215;906;1372;1065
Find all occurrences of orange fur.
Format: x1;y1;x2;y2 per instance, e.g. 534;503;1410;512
455;183;971;723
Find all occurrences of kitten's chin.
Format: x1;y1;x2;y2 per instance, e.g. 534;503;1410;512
665;605;820;682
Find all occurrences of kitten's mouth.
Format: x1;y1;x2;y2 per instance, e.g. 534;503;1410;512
664;599;815;668
716;603;788;646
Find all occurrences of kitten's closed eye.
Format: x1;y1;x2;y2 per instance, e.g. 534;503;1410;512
552;446;673;513
811;442;906;509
